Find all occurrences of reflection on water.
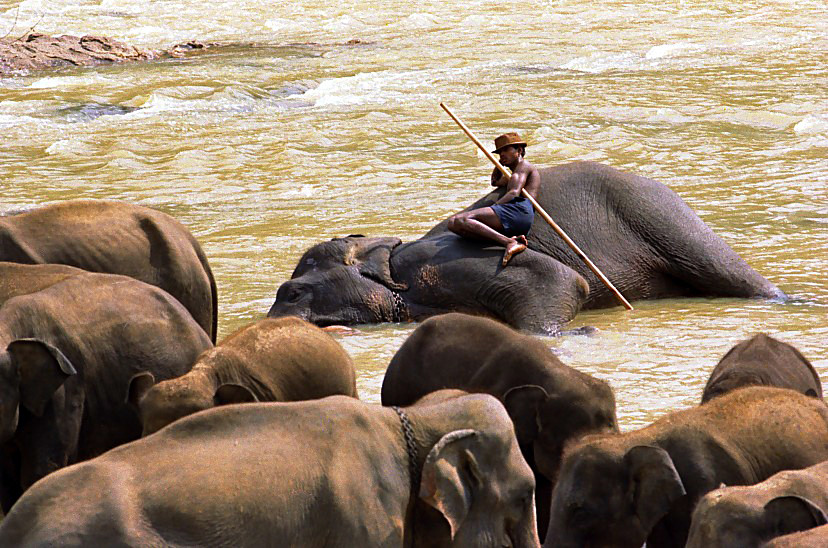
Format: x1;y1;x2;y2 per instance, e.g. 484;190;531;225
1;0;826;430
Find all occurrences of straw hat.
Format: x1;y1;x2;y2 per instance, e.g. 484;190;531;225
491;132;527;153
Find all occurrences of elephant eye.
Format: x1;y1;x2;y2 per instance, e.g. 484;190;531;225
280;285;304;303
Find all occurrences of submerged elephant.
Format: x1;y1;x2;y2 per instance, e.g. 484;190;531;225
0;199;218;342
686;459;828;547
701;333;822;403
268;161;784;332
544;386;828;548
130;316;358;435
381;312;617;538
0;393;541;547
0;266;212;511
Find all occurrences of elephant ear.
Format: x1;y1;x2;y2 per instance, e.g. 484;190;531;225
502;385;548;444
8;339;77;417
126;371;156;410
214;383;258;405
764;495;828;536
343;236;408;291
419;429;482;540
624;445;686;533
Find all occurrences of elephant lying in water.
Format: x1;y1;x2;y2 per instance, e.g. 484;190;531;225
381;312;617;538
686;459;828;547
0;199;218;342
0;393;541;547
544;386;828;548
130;316;358;436
268;161;784;332
0;264;212;511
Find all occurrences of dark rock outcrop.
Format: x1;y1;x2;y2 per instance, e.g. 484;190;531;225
0;33;211;75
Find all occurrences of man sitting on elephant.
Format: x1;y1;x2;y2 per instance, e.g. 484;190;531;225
448;132;539;266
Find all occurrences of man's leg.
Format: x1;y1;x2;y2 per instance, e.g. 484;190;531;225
448;208;526;265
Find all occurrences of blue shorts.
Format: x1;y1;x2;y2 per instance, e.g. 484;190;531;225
491;197;534;237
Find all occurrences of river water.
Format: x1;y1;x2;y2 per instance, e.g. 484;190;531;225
1;0;826;429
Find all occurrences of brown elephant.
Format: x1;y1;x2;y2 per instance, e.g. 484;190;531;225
381;312;618;538
0;393;541;547
129;316;359;435
763;524;828;547
0;265;212;512
0;199;218;342
701;333;822;403
686;459;828;547
544;387;828;548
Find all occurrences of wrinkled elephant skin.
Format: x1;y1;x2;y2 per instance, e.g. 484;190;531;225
269;162;784;332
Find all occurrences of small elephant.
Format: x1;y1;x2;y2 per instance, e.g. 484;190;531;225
686;459;828;547
0;393;541;547
0;266;212;511
544;386;828;548
269;233;589;335
381;312;618;537
130;316;359;435
269;162;785;333
701;333;822;403
0;199;218;342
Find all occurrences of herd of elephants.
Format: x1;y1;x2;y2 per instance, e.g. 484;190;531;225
0;161;825;546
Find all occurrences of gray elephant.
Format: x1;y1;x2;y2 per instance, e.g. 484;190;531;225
0;393;541;547
269;232;589;334
544;386;828;548
0;199;218;341
686;459;828;547
0;265;212;511
381;312;617;538
268;162;784;333
130;316;359;436
701;333;822;403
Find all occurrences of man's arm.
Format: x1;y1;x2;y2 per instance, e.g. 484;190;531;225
495;167;528;205
491;166;507;187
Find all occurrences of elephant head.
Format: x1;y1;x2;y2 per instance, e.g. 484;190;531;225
503;382;618;482
0;339;77;441
686;487;828;547
418;427;540;547
268;236;408;327
127;370;257;436
545;444;686;548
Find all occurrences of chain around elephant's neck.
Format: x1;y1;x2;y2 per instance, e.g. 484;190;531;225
392;406;421;497
390;291;410;323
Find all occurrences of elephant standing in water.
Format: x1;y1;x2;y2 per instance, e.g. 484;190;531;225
268;161;784;333
381;312;617;538
0;393;541;547
701;333;822;403
130;316;358;436
0;266;212;511
0;199;218;342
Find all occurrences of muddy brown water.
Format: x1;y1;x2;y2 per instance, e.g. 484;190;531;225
1;0;825;429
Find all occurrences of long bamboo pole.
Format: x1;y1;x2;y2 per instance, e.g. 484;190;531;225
440;102;634;311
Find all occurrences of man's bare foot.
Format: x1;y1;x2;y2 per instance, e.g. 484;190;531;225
502;237;527;266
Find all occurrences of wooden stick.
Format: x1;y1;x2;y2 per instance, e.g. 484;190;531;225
440;102;634;311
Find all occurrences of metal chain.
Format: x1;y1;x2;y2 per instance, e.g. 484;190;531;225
392;405;420;494
390;292;410;323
